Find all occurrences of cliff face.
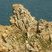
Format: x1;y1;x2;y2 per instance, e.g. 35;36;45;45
0;4;52;52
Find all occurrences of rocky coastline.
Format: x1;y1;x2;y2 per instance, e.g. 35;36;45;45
0;4;52;52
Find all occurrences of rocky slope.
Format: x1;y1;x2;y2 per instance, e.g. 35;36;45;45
0;4;52;52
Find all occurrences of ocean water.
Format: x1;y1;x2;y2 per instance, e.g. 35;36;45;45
0;0;52;25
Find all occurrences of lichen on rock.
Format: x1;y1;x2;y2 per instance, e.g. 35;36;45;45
0;4;52;52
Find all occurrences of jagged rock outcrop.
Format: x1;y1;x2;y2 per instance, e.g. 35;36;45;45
0;4;52;52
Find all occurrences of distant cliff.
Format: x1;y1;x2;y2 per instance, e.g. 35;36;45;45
0;4;52;52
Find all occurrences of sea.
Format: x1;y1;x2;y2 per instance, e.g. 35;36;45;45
0;0;52;25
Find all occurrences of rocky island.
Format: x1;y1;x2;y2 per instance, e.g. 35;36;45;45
0;4;52;52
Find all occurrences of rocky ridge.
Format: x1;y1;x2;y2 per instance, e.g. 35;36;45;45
0;4;52;52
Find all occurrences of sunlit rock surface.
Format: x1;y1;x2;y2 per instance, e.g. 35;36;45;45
0;4;52;52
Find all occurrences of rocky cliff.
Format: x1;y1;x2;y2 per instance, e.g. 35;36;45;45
0;4;52;52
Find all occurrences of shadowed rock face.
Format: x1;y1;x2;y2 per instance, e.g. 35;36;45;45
0;4;52;52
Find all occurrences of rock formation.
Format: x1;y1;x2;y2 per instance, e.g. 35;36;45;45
0;4;52;52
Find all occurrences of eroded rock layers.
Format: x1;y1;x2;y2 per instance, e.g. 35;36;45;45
0;4;52;52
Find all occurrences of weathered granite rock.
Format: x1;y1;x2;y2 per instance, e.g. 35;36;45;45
0;4;52;52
